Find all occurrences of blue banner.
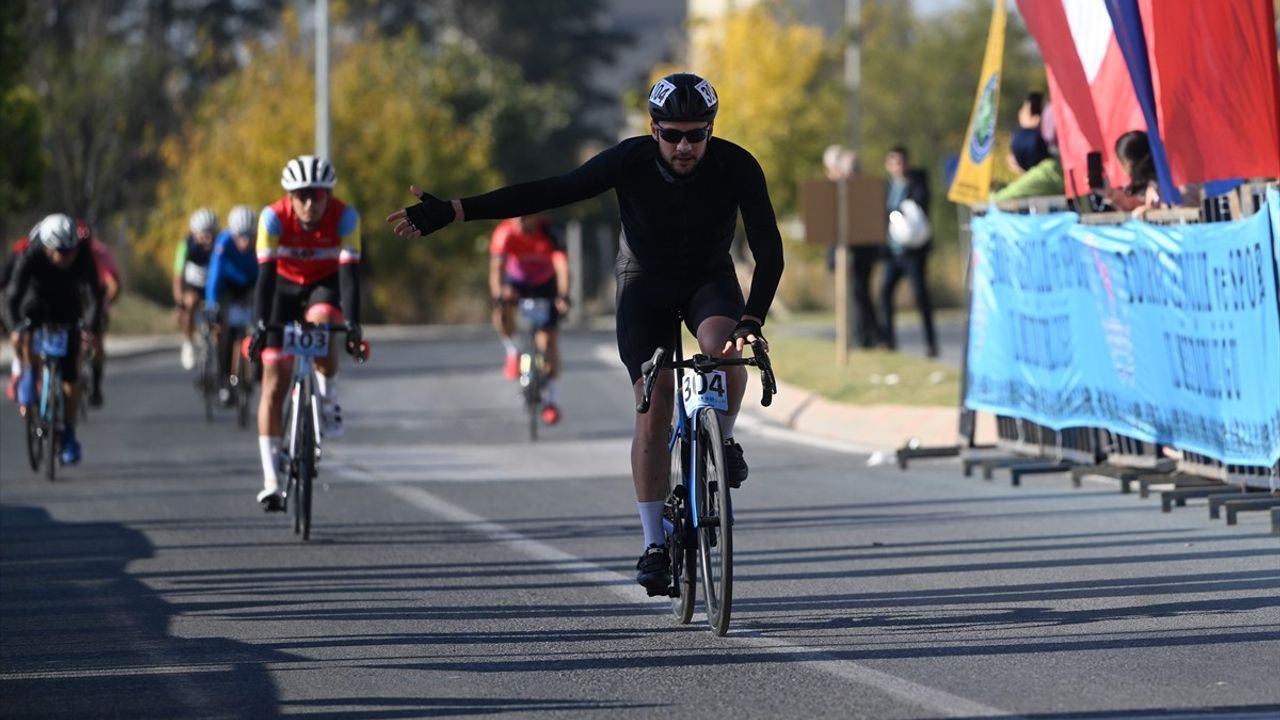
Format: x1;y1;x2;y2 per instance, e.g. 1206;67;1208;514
966;191;1280;466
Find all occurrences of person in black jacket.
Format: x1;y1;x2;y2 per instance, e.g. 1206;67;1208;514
880;145;938;358
387;73;784;595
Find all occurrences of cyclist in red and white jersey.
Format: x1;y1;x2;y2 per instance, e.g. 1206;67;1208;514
489;214;570;424
249;155;363;511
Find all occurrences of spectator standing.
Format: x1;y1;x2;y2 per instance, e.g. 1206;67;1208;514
879;145;938;358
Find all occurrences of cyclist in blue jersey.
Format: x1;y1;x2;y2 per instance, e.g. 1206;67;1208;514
206;205;260;406
388;73;784;593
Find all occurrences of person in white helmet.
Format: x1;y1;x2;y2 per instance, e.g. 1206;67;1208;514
4;213;105;465
206;205;260;405
174;207;219;370
247;155;365;512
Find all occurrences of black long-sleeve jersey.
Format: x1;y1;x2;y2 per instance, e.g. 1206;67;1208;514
460;136;785;322
5;241;104;332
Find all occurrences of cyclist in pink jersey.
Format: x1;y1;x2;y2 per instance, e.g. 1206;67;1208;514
489;214;570;424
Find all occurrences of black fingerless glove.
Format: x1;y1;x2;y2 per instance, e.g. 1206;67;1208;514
404;192;456;236
344;322;363;355
728;318;764;344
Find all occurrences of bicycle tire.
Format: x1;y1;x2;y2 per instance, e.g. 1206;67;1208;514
78;356;91;425
200;345;216;423
696;407;732;635
297;380;316;541
45;367;62;483
286;385;302;535
234;339;252;429
668;433;696;624
523;352;540;442
25;402;42;472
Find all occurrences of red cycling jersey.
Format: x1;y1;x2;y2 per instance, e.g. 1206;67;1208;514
257;195;361;285
489;218;565;287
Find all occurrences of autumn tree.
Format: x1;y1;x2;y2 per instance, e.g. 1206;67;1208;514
687;3;850;216
136;14;569;322
0;0;44;236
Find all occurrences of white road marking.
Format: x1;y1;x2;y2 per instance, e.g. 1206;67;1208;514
331;460;1017;719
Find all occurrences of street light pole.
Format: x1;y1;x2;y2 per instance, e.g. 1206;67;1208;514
315;0;330;158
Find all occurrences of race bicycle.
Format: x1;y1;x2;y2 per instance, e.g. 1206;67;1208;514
22;323;78;482
516;297;553;441
259;321;367;541
636;317;777;636
220;300;256;429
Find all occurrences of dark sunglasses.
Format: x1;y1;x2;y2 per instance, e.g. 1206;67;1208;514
291;188;329;203
52;245;79;256
656;125;711;144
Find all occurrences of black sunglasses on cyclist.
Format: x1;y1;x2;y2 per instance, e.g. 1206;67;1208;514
656;124;711;144
291;188;328;203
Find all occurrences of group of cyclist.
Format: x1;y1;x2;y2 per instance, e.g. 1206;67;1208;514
5;73;782;595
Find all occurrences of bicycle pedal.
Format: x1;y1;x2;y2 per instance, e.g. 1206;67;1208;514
646;586;672;598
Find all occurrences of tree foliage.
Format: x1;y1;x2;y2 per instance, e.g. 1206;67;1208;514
688;3;850;216
136;13;569;322
0;0;45;234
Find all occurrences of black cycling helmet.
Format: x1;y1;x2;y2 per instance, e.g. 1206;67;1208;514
648;73;719;123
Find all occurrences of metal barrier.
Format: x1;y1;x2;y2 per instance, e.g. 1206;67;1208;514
899;184;1280;529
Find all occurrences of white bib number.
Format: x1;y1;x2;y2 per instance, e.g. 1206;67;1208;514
681;369;729;414
183;262;208;287
37;329;70;358
282;325;330;358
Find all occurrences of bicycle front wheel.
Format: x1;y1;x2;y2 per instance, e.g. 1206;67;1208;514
522;353;541;442
25;403;43;472
200;346;216;423
44;369;62;483
234;349;252;430
669;433;696;624
695;407;732;635
296;387;317;541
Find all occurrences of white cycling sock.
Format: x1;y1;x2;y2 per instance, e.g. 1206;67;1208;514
501;336;518;355
259;436;280;492
315;372;337;402
545;378;558;404
638;500;666;548
717;411;737;440
10;356;20;377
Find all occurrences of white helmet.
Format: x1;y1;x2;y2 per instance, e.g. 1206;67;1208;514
228;204;257;236
281;155;337;190
38;214;76;251
189;207;219;235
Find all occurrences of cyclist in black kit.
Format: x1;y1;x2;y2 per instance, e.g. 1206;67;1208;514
387;73;784;593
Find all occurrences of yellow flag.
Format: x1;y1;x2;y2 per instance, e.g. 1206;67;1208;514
947;0;1007;205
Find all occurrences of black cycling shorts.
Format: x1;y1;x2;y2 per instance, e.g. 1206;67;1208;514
265;273;341;349
504;277;559;330
17;294;82;381
614;256;744;383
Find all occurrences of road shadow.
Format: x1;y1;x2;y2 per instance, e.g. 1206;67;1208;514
0;504;285;719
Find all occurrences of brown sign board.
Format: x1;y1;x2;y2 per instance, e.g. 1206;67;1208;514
800;176;887;246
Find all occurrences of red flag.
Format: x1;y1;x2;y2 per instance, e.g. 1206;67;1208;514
1139;0;1280;186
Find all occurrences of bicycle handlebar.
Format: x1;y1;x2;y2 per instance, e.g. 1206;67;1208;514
251;321;370;364
636;340;777;414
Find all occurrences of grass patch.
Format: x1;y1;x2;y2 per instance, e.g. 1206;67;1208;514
768;335;960;406
109;293;175;335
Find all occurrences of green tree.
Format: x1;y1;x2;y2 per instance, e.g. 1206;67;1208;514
0;0;45;236
138;15;557;322
690;3;850;216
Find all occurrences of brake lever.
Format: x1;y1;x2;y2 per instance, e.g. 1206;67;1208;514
636;347;667;414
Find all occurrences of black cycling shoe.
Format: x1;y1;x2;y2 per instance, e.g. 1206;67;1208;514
724;439;748;488
635;544;671;596
258;490;285;513
89;389;104;407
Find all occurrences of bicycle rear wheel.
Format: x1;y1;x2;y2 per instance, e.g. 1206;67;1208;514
695;407;732;635
668;433;696;624
199;344;216;423
45;368;62;483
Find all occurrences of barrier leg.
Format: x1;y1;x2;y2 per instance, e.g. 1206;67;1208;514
1224;497;1280;526
1208;490;1271;520
1008;461;1074;486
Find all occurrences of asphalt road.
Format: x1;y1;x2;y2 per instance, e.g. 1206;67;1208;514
2;330;1278;719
